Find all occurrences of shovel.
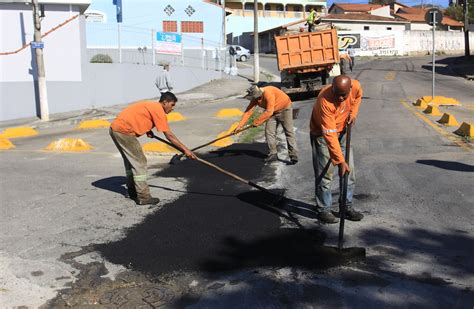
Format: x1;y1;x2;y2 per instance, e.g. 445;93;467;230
149;133;285;204
334;122;366;259
169;124;252;165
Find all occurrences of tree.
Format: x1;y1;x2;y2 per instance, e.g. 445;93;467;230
446;0;474;23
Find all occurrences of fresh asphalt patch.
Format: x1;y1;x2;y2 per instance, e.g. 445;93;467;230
94;143;360;277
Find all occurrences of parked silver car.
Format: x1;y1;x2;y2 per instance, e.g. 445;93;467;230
230;45;250;62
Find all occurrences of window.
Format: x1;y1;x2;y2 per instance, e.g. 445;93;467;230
364;26;370;30
387;27;392;30
181;21;204;33
244;3;254;10
163;21;177;32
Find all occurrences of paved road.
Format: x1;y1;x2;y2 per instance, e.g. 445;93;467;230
1;56;473;308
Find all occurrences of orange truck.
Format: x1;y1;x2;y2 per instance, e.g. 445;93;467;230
275;28;340;94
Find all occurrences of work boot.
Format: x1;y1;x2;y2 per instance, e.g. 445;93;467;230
318;211;339;224
127;188;138;200
332;208;364;221
289;157;298;165
264;154;278;162
135;197;160;206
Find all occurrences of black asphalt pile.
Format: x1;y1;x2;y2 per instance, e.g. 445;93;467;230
97;143;355;276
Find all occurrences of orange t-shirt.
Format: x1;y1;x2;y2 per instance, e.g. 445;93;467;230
237;86;292;128
310;79;362;165
111;101;170;136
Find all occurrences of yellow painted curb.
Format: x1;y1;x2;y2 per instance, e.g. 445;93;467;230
212;122;239;147
167;112;186;122
423;105;442;116
45;138;93;152
0;138;15;150
0;127;38;139
76;119;111;129
419;96;461;106
453;122;473;138
142;142;179;153
413;99;428;109
437;113;460;127
215;108;243;118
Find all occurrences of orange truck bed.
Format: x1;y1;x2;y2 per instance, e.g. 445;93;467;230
275;28;339;72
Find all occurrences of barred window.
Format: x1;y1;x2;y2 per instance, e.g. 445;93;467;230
163;21;177;32
181;21;203;33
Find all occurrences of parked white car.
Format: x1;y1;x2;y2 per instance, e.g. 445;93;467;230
230;45;250;62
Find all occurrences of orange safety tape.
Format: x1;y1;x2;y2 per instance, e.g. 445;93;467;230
0;14;79;56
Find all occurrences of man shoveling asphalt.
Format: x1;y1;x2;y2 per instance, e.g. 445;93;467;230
310;75;364;224
110;92;196;206
234;85;298;164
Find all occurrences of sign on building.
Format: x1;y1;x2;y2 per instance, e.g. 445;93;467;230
156;32;182;55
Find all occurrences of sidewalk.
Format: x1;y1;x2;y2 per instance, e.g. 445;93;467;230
0;74;251;131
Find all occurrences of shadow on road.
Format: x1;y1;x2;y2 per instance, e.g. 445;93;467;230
95;143;347;276
421;56;474;78
91;176;127;197
416;159;474;172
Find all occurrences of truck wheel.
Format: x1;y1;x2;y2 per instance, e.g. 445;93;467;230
240;55;247;62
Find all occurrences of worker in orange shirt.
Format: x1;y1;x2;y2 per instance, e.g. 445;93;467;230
235;85;298;164
310;75;363;224
110;92;196;206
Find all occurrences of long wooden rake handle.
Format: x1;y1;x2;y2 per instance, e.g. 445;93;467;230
151;133;276;196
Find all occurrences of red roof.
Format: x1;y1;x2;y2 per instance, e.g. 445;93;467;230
323;13;407;22
395;7;463;26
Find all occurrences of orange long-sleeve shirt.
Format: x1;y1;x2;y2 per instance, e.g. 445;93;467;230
237;86;292;128
111;101;170;137
310;79;362;165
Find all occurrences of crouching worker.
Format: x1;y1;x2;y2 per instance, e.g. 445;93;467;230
234;85;298;164
110;92;196;206
310;75;364;224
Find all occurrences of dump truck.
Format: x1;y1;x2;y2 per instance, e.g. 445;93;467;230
275;28;340;94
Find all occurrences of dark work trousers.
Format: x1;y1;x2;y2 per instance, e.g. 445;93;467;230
265;106;298;160
109;128;151;201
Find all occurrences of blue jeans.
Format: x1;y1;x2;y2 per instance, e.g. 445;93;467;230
310;134;355;212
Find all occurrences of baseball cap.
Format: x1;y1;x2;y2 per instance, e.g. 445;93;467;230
243;85;263;99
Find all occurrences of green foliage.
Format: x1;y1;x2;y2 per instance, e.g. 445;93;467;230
90;54;113;63
239;110;264;143
446;0;474;23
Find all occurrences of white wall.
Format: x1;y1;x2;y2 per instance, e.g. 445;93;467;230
338;30;474;56
370;6;392;18
0;3;83;82
333;21;406;31
409;23;433;31
404;30;474;55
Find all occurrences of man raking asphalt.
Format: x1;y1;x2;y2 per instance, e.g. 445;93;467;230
169;124;253;165
148;132;286;205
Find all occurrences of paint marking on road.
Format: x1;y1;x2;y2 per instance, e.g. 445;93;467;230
167;112;186;122
215;108;243;118
45;138;93;152
0;127;38;139
400;99;473;153
385;71;397;81
76;119;111;129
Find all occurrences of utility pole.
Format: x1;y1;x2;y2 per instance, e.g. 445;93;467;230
464;0;470;58
253;0;260;83
32;0;49;121
222;0;226;47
